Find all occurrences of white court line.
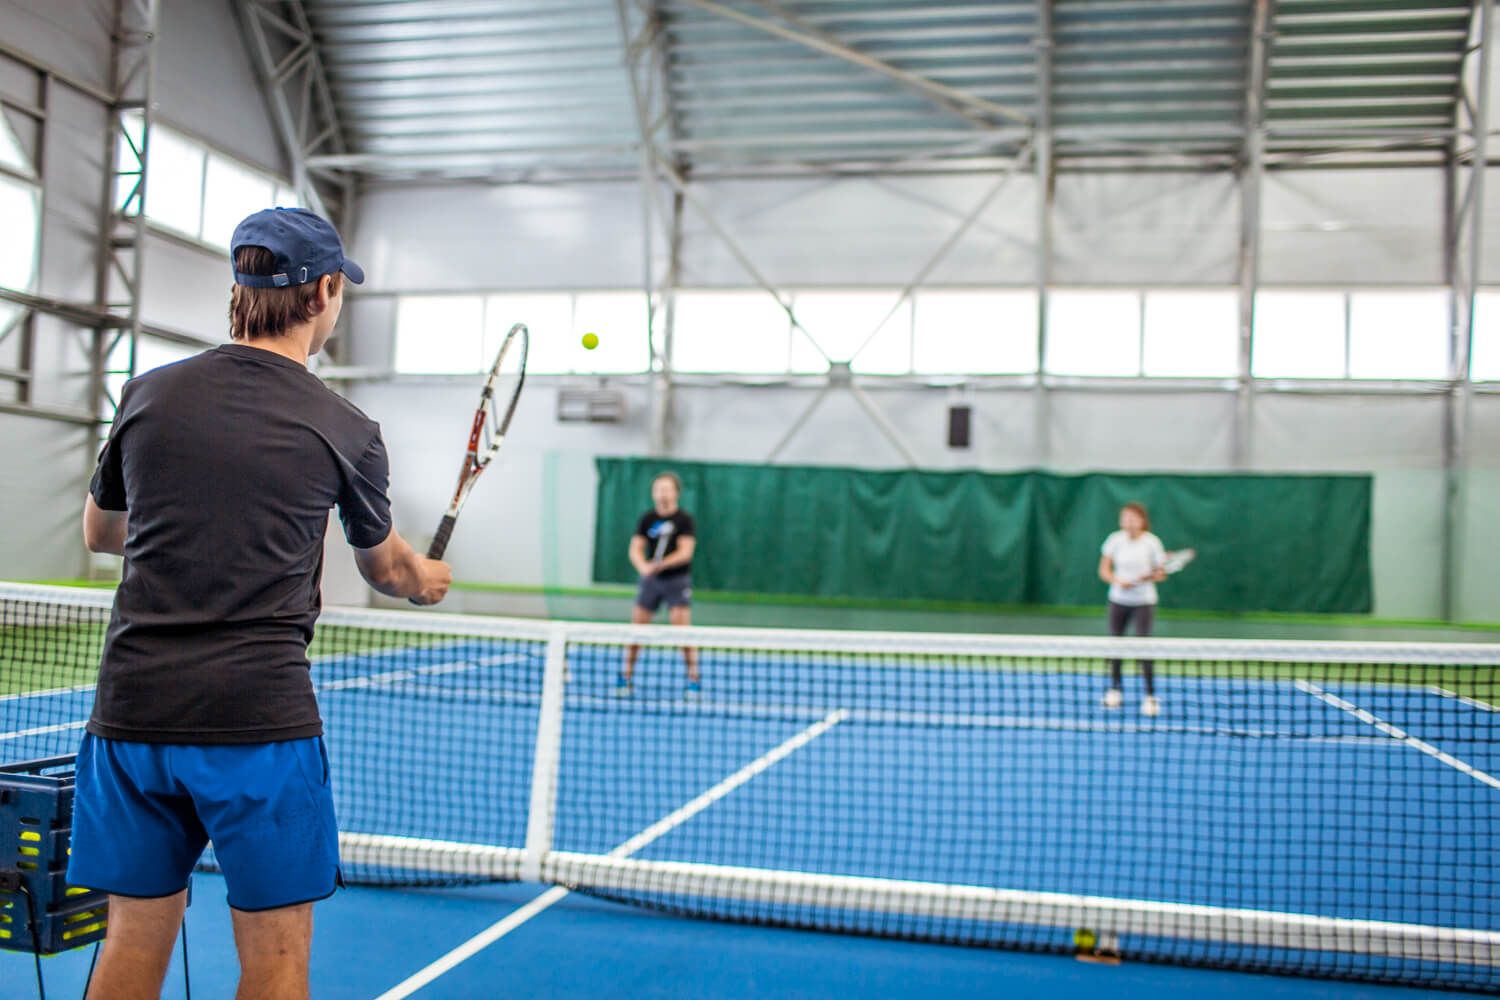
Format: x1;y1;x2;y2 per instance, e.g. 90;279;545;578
0;683;97;704
1428;685;1499;713
1296;680;1500;791
0;654;532;743
371;708;850;1000
316;653;525;693
0;719;88;742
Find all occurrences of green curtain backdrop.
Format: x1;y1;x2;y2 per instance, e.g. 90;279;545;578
593;458;1372;614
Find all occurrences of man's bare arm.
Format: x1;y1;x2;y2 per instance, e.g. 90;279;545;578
353;530;451;605
83;496;128;556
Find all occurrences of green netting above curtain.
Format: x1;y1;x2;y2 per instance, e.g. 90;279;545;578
593;458;1372;614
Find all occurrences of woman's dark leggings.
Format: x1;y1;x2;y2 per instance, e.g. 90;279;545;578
1106;601;1155;695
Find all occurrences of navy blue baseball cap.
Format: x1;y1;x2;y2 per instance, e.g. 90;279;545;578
230;207;365;288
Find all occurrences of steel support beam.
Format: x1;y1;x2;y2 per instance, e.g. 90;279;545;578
1441;0;1494;622
91;0;160;420
1235;0;1273;470
617;0;684;456
75;0;161;576
0;287;217;349
680;0;1030;128
233;0;354;228
653;192;684;455
1034;1;1054;467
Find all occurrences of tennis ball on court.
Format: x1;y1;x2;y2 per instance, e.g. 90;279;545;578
1073;928;1097;952
582;333;599;350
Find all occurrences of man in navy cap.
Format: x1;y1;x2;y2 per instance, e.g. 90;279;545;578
68;207;450;999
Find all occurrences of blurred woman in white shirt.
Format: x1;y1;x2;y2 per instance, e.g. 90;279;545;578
1098;502;1166;716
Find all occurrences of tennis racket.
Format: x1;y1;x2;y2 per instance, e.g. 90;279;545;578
423;322;528;563
1162;548;1196;574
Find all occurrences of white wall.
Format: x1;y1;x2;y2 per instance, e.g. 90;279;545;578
340;379;650;592
350;168;1446;294
343;373;1481;621
154;0;286;176
1261;171;1446;286
352;182;650;293
1;0;284;580
0;414;95;579
0;0;114;94
336;164;1491;619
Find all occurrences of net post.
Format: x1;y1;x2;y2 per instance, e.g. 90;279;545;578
521;623;569;883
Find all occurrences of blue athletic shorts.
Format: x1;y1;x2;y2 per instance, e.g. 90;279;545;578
67;733;341;911
635;572;692;613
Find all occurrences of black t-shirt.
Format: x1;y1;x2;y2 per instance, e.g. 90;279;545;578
87;344;393;744
635;509;695;578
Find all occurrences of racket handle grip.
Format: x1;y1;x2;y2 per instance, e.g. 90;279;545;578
427;515;456;561
410;516;456;606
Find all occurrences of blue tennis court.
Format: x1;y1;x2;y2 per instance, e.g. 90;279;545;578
5;626;1497;995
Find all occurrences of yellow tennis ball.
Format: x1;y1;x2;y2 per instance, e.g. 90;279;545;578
1073;928;1097;951
582;333;599;350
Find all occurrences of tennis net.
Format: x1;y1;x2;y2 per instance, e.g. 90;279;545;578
3;582;1497;991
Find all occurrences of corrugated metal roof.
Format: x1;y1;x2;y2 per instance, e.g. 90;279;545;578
1267;0;1472;156
303;0;641;179
661;0;1037;167
299;0;1481;179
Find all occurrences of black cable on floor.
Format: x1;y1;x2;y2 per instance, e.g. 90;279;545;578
19;883;45;1000
180;918;190;1000
82;940;100;999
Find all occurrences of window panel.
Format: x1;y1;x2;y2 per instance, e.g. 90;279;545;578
913;290;1038;374
202;154;276;250
788;291;912;374
395;296;485;374
1045;290;1141;376
485;294;573;374
143;125;205;238
0;177;40;336
571;291;650;374
1473;291;1500;381
0;110;34;177
1252;291;1346;378
1141;290;1238;377
1347;290;1448;380
673;291;791;374
0;177;39;292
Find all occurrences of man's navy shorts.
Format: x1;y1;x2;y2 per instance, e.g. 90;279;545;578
636;572;692;612
67;733;341;911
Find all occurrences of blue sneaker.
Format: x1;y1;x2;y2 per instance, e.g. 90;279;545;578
685;681;702;700
613;673;633;697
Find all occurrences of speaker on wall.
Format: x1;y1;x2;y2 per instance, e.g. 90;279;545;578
947;405;971;449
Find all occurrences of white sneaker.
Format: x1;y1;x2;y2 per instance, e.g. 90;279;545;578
1142;695;1161;717
1101;689;1123;710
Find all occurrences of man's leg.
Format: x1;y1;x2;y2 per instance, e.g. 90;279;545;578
623;604;654;681
85;891;188;1000
231;902;314;1000
668;604;699;682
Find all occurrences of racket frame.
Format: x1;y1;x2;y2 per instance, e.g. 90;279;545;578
426;322;529;561
1162;548;1197;574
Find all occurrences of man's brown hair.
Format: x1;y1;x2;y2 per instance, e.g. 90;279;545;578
652;471;682;494
229;246;343;341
